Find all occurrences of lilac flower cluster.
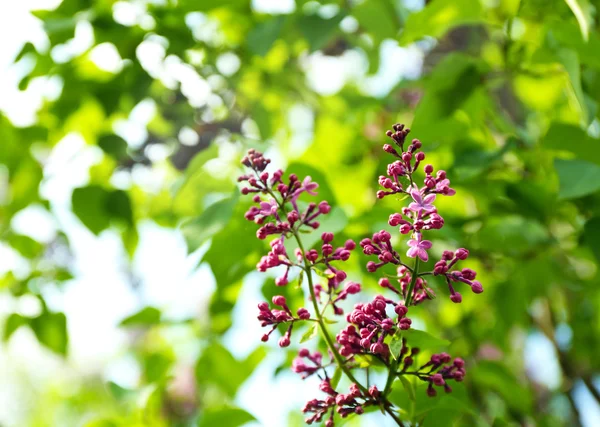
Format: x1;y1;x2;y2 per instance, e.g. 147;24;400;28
336;295;411;357
257;296;311;347
302;380;380;426
395;339;466;397
239;124;485;426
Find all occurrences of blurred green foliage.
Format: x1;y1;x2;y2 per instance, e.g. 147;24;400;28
2;0;600;426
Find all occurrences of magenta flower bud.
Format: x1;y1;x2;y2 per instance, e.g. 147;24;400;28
355;406;364;415
402;152;412;162
399;318;411;330
325;420;334;427
424;164;434;174
336;250;349;261
279;336;291;347
412;139;422;149
416;152;425;161
370;343;384;354
335;270;347;282
322;232;334;243
306;249;319;262
379;230;391;241
368;385;380;398
427;385;437;397
318;201;331;214
432;373;445;386
462;268;477;280
272;295;287;306
379;278;390;288
299;348;310;357
399;224;411;234
450;292;462;303
471;281;483;293
381;251;394;262
395;304;408;317
425;177;436;188
258;302;269;311
389;213;402;226
437;170;447;180
287;211;299;223
454;357;465;368
376;190;385;199
241;187;250;195
344;239;356;250
442;250;454;261
275;276;288;286
322;244;333;256
297;308;310;319
366;261;378;272
455;248;469;260
403;356;413;366
345;282;361;294
261;334;269;342
383;144;399;156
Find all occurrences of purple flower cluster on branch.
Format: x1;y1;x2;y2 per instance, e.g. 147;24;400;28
239;124;485;426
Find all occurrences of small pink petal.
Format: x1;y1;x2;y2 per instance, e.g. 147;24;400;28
423;194;436;204
411;190;422;204
420;240;432;250
407;247;418;258
417;248;428;261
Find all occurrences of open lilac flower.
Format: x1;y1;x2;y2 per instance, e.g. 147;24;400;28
291;176;319;208
408;189;436;214
407;232;432;261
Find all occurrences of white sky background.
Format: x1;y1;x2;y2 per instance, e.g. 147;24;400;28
0;1;599;426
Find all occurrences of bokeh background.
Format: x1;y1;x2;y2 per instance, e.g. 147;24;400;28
1;0;600;426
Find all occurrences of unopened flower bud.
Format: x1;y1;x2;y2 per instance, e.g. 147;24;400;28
450;293;462;303
455;248;469;260
272;295;287;306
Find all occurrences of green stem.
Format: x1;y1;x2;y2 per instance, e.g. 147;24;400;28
384;405;406;427
405;257;420;306
383;356;399;397
292;230;369;395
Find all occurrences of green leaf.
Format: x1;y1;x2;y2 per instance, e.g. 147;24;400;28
401;329;450;351
247;16;286;56
119;307;161;327
6;234;44;259
389;335;403;360
353;0;398;43
30;311;68;356
554;158;600;199
399;375;416;402
181;196;238;253
298;13;345;52
471;361;533;414
143;352;174;383
564;0;590;41
330;367;342;389
299;323;319;343
399;0;483;45
542;122;600;165
72;186;134;234
98;134;128;160
197;406;256;427
583;217;600;263
195;343;266;398
3;313;28;341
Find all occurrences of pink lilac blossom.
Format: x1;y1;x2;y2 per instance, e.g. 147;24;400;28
239;124;485;426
